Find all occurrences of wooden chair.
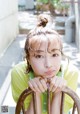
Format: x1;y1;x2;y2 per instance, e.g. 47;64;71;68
15;86;80;114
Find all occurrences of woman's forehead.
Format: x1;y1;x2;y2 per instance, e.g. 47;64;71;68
39;40;60;52
29;35;61;52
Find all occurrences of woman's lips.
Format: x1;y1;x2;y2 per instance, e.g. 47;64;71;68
45;70;55;75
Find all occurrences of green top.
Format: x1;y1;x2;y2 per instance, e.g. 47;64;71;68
11;61;78;114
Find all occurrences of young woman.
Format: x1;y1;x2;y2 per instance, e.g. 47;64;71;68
11;14;78;114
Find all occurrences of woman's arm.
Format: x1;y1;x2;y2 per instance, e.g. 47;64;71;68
25;93;42;114
49;76;66;114
51;92;62;114
25;100;34;114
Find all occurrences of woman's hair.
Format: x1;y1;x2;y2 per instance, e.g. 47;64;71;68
24;14;63;73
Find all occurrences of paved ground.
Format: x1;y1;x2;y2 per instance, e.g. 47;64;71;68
0;11;80;114
0;35;26;114
63;39;80;70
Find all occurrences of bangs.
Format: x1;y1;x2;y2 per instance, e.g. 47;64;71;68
28;35;47;52
47;34;63;52
28;34;63;52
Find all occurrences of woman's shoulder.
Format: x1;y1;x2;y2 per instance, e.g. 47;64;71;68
11;61;27;72
13;61;27;68
11;61;28;78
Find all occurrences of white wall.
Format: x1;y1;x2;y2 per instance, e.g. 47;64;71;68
0;0;19;56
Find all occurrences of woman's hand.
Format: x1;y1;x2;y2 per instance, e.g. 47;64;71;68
49;76;67;94
28;77;47;93
28;76;67;94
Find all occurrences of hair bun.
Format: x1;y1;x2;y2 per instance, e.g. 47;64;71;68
37;14;48;27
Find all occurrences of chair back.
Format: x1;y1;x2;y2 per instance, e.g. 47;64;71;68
15;86;80;114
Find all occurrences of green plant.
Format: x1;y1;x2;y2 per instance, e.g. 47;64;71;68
54;1;70;15
37;0;48;4
37;0;60;4
36;0;70;15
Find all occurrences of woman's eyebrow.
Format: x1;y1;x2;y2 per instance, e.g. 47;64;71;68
35;49;61;53
34;49;61;53
51;49;61;52
35;50;45;53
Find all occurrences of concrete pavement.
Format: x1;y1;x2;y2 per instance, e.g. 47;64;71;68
0;35;26;114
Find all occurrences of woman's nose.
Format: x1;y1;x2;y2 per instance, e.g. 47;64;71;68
44;56;52;68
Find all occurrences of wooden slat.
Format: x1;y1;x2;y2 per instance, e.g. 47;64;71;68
33;92;36;114
72;103;76;114
60;92;65;114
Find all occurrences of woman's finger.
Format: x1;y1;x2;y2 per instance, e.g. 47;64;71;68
52;86;57;92
29;80;41;93
39;79;47;91
49;76;57;91
28;81;36;92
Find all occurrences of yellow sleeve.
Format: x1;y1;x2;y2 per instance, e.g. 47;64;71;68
11;61;32;109
63;63;79;113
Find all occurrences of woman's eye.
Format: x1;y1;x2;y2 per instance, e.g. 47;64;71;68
35;55;43;58
52;54;59;57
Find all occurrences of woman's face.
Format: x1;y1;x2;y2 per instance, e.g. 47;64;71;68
28;36;62;79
